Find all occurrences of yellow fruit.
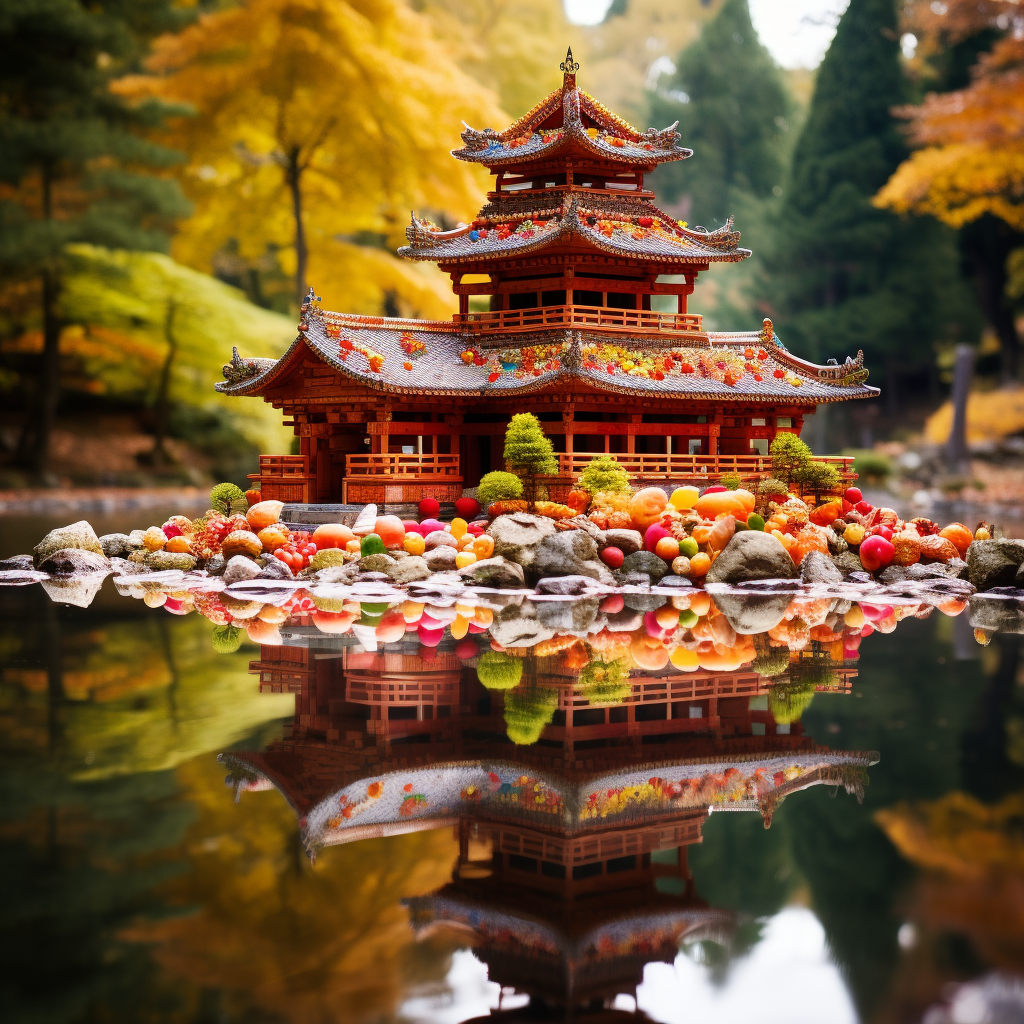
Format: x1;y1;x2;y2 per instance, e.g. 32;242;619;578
403;532;426;556
246;499;284;531
258;604;289;624
844;605;865;629
401;601;424;623
844;524;866;546
450;517;468;540
655;606;679;630
165;535;191;554
473;534;495;559
670;485;699;511
143;591;166;608
472;607;493;628
975;527;991;541
455;551;477;569
450;615;469;640
670;647;700;672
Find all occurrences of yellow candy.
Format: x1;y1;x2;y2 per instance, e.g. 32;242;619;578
655;606;679;630
450;614;469;640
450;517;468;540
844;523;866;546
843;605;865;629
455;602;476;617
669;647;700;672
455;550;477;569
403;532;426;556
471;607;493;628
401;600;424;623
670;486;699;511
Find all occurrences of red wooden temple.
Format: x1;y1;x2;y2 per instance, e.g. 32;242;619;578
219;49;876;506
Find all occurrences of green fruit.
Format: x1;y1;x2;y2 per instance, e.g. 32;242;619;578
358;600;391;626
746;513;765;531
360;534;386;556
679;536;699;558
211;624;243;654
678;609;698;629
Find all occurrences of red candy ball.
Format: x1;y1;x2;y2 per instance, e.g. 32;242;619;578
600;546;625;569
859;535;895;572
418;497;440;518
455;496;480;519
844;486;863;504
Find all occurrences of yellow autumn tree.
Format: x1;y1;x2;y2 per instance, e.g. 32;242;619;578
115;0;504;317
874;2;1024;231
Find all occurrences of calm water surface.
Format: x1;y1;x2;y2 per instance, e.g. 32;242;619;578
2;513;1023;1024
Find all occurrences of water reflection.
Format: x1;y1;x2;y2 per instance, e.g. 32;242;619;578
3;574;1024;1021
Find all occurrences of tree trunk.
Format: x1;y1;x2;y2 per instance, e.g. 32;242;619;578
286;148;307;310
960;215;1022;382
151;297;178;465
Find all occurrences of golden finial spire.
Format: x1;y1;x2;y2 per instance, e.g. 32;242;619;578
560;46;579;76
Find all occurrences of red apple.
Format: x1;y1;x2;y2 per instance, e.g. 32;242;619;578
455;639;479;660
600;546;625;569
869;525;893;542
644;524;671;552
455;496;480;519
841;499;853;514
600;593;624;613
844;487;863;504
859;535;895;572
855;500;873;515
418;497;440;518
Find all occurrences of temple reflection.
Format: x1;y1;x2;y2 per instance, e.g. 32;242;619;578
221;636;876;1014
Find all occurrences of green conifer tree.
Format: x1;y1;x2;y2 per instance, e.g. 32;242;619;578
761;0;979;411
503;413;556;506
0;0;191;473
649;0;793;230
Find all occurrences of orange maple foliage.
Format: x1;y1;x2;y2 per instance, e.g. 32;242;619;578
875;1;1024;229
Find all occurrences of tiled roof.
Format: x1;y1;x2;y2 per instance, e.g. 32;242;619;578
399;191;750;265
217;309;878;404
454;76;690;170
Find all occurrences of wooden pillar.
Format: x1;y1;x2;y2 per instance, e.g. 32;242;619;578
627;414;640;455
708;420;720;457
459;293;469;316
316;441;330;502
562;405;574;463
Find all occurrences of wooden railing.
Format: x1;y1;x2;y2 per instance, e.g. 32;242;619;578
252;454;315;503
344;453;462;480
551;453;857;482
453;304;704;336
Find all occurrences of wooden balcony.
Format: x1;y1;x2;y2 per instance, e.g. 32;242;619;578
453;304;704;338
342;452;463;505
251;454;315;503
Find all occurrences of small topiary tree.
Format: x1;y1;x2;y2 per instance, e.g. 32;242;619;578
770;432;812;485
768;680;816;725
477;470;524;507
794;461;841;501
503;685;558;745
210;482;247;515
504;412;556;506
720;473;741;490
755;476;790;515
578;454;632;496
476;651;524;690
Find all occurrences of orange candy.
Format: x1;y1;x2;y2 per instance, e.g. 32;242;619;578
939;523;973;558
689;552;711;577
707;515;736;552
694;488;755;520
312;523;354;549
655;536;681;561
809;500;841;526
258;525;290;552
628;487;669;529
373;516;406;548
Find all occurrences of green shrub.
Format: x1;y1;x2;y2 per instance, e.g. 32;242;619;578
477;471;524;507
751;647;791;678
794;461;841;498
209;482;247;515
476;651;523;690
845;449;893;481
767;680;816;725
211;624;244;654
770;433;812;484
578;454;632;496
720;473;741;490
503;685;558;745
577;656;632;705
504;413;556;505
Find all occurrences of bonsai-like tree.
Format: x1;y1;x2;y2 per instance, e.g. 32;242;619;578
477;471;523;507
578;454;632;496
770;432;813;485
794;461;842;501
503;413;556;506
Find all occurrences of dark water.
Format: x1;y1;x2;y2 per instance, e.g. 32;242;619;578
2;553;1024;1022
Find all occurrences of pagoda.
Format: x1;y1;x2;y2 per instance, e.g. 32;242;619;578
219;49;877;507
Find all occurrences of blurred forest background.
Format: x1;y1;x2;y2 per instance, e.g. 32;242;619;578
0;0;1021;489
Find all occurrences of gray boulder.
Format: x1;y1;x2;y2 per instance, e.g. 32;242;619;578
38;548;110;575
488;599;556;648
833;551;864;578
386;556;431;584
969;592;1024;634
705;532;796;585
358;553;396;574
127;529;147;550
144;551;197;572
424;545;458;572
316;563;360;584
531;531;601;581
708;590;793;635
0;554;34;572
223;555;263;585
968;539;1024;591
604;529;643;556
41;575;106;609
459;556;526;589
535;575;596;596
424;530;457;550
623;590;665;613
619;550;668;583
878;565;908;585
99;533;131;558
34;521;105;567
258;558;294;580
800;550;842;585
205;553;226;576
606;607;643;631
487;513;557;570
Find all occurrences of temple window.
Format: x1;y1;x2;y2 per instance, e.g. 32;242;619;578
508;292;537;310
750;438;769;456
541;289;566;306
606;292;637;309
777;416;793;427
688;439;702;455
751;417;766;426
574;289;602;307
